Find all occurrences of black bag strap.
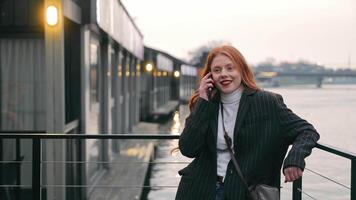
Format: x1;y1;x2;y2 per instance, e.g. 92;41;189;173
220;102;252;193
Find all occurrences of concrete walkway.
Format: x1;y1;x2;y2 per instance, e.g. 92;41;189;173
89;122;160;200
152;101;179;116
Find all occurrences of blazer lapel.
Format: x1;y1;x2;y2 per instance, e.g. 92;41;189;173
208;101;219;152
233;88;256;146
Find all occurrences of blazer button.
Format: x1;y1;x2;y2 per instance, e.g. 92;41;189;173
230;169;233;174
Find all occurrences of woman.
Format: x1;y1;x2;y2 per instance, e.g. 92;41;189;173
175;45;320;200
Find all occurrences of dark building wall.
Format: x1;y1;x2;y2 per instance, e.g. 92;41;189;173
0;0;43;26
0;0;44;38
64;17;81;124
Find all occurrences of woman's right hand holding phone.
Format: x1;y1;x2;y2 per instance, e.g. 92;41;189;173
198;72;215;101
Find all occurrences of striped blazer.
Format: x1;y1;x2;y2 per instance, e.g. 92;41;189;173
175;88;320;200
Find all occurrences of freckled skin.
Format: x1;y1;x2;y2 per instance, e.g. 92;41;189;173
210;54;242;94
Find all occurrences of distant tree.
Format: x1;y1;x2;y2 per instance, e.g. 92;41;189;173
188;40;231;67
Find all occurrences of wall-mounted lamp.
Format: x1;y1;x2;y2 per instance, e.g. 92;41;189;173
46;5;58;26
145;63;153;72
174;70;180;78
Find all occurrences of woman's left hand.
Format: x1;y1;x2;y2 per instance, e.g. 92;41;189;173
283;167;303;182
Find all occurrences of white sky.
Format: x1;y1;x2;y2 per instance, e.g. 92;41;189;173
122;0;356;69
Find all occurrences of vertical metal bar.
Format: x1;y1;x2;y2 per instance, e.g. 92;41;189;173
352;159;356;200
0;138;3;199
16;138;21;200
32;138;41;200
292;177;302;200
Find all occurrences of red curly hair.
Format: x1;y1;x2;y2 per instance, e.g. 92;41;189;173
189;45;259;110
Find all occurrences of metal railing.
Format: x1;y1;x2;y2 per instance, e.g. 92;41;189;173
0;133;355;200
291;142;356;200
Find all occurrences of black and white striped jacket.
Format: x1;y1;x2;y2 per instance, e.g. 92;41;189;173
176;88;320;200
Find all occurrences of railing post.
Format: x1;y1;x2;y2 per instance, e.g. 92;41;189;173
352;159;356;200
292;177;302;200
32;138;41;200
16;138;21;200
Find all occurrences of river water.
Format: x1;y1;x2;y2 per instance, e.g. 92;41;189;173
147;84;356;200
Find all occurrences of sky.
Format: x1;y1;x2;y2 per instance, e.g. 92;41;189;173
121;0;356;69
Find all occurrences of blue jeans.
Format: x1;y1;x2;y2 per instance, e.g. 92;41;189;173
215;182;224;200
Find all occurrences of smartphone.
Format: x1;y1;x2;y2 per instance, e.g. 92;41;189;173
207;74;215;101
207;87;213;101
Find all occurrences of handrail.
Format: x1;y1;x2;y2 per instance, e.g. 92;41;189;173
0;161;189;164
292;142;356;200
316;142;356;160
0;130;46;133
0;133;180;139
0;133;355;200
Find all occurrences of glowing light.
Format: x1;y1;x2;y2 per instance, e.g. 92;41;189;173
174;70;180;78
170;111;181;134
260;71;277;77
46;5;58;26
145;63;153;72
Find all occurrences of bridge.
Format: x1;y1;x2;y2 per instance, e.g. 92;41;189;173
255;71;356;87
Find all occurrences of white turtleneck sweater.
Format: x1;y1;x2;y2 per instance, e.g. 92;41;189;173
217;87;243;178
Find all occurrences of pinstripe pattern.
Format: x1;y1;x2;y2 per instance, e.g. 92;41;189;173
176;88;320;200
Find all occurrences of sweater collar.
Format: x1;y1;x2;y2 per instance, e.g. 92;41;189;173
220;86;243;104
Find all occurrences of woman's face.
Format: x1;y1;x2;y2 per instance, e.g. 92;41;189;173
210;54;242;94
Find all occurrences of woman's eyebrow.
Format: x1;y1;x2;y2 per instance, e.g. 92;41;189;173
225;63;233;67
